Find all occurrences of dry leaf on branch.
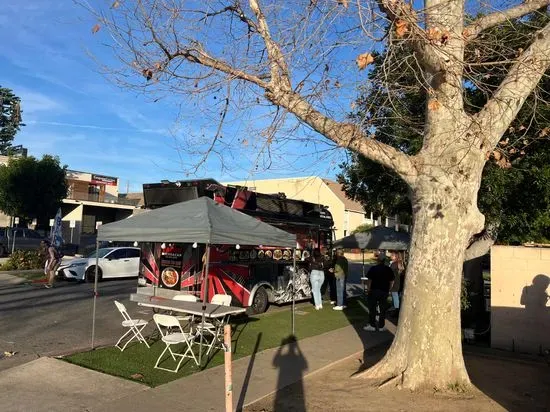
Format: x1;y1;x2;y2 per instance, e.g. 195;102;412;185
395;20;408;38
142;68;153;81
509;148;518;154
111;0;120;8
427;99;441;111
426;28;441;41
499;137;510;146
337;0;349;8
539;127;549;137
492;150;502;161
440;30;450;45
496;158;512;169
92;24;101;34
356;53;374;70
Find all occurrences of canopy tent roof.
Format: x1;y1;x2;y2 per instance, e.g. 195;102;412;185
333;226;410;251
97;196;296;247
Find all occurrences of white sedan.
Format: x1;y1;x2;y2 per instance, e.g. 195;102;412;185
57;247;141;282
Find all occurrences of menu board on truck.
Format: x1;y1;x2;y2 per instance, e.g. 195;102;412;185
159;244;184;290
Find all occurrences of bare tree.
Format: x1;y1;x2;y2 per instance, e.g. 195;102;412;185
85;0;550;390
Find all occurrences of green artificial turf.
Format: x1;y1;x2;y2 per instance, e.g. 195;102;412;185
65;298;367;387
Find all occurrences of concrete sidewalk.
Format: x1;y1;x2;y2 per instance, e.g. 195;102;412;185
0;322;393;412
0;357;147;412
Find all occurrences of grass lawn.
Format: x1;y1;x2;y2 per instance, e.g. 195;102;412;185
64;297;368;387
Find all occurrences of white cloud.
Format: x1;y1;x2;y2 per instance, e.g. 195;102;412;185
18;89;65;114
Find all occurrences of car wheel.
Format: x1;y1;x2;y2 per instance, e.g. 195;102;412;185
85;266;103;283
248;286;269;315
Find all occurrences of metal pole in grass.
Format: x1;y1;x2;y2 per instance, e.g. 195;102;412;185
91;239;100;349
224;324;232;412
198;244;211;365
292;248;296;336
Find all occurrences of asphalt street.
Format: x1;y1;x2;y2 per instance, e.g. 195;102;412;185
0;261;370;372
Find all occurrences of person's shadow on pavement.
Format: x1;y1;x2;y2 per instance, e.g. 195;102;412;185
272;335;308;412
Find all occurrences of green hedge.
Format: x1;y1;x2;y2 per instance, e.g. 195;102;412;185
1;250;44;270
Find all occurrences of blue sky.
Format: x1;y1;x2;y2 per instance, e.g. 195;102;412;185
0;1;349;192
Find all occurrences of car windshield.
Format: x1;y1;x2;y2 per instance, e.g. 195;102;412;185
87;248;114;259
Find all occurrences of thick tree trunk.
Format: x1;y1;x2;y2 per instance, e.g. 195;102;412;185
357;180;484;391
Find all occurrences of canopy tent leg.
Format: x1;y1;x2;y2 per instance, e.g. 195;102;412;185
198;244;211;365
91;240;100;349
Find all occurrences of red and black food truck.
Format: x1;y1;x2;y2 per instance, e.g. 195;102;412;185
138;179;334;313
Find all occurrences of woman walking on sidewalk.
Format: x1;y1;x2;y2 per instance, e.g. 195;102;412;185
309;249;325;310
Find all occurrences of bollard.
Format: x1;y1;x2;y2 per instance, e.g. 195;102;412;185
224;324;232;412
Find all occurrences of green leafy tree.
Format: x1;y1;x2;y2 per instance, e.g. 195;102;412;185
339;12;550;247
0;155;68;223
0;87;23;154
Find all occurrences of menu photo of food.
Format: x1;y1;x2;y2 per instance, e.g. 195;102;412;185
265;250;273;259
282;250;291;260
161;267;179;288
258;250;265;259
249;249;257;260
273;249;283;260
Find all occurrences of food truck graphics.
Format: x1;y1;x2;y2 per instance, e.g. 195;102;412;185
139;180;334;314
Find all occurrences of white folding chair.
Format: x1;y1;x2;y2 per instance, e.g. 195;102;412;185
153;314;198;372
114;300;150;352
173;294;198;327
195;294;232;356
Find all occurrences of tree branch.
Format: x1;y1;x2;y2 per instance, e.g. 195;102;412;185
377;0;445;73
463;0;550;42
265;87;418;185
170;47;269;89
248;0;292;90
476;21;550;146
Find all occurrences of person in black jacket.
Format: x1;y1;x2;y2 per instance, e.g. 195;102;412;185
363;252;394;331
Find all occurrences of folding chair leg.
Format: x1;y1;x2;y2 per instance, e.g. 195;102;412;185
116;329;133;351
155;345;187;373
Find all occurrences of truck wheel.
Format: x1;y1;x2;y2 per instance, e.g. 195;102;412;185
248;286;269;315
86;266;103;283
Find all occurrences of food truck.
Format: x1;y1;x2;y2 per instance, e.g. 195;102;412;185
138;179;334;313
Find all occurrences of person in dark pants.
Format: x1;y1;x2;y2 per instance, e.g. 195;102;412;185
363;253;394;331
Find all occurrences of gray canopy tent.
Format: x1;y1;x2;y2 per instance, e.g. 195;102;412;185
91;196;297;360
333;226;410;251
333;226;410;276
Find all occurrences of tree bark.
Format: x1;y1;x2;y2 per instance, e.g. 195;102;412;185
357;178;484;390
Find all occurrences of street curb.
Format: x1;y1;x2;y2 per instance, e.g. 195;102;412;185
0;269;43;275
242;340;391;410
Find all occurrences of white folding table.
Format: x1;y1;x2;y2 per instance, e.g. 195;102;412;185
129;293;246;362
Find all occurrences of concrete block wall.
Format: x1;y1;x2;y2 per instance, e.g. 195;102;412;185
491;246;550;354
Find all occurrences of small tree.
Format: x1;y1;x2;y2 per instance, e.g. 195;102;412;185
0;87;23;154
0;155;68;223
